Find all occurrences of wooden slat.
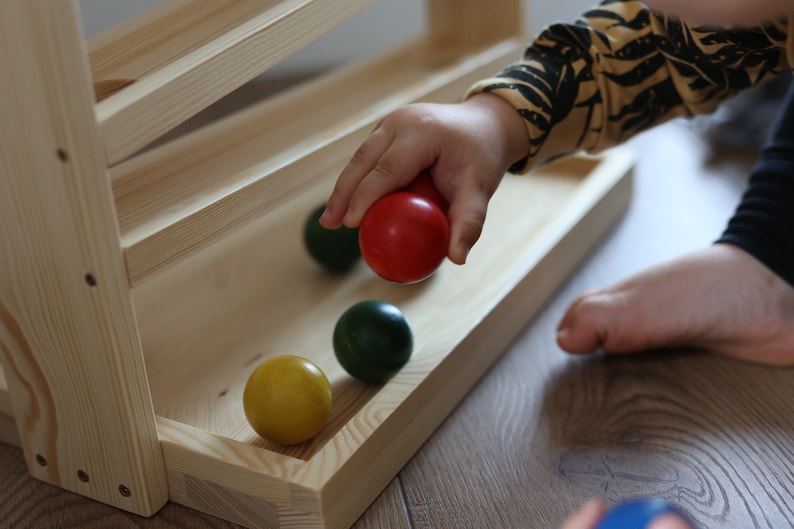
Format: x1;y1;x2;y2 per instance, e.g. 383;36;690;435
89;0;378;165
113;37;524;286
0;0;168;516
88;0;273;88
158;418;319;527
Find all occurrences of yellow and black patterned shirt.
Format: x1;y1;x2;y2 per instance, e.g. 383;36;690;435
468;0;793;171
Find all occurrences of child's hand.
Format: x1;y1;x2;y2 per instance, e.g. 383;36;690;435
320;93;529;264
561;500;697;529
561;501;606;529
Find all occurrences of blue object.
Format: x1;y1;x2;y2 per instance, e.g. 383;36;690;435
595;498;691;529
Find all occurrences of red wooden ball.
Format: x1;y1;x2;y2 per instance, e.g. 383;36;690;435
359;192;450;284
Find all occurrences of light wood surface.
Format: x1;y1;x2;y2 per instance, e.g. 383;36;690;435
114;144;631;528
89;0;378;164
4;116;793;528
0;1;167;516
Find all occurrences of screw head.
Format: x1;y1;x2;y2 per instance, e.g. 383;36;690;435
77;469;89;482
35;454;48;467
119;484;131;497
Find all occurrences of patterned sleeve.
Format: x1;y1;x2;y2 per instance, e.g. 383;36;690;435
466;0;790;172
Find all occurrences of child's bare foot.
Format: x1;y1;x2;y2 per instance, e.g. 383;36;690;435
556;244;794;365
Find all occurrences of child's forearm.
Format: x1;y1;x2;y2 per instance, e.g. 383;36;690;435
467;0;789;172
462;93;531;173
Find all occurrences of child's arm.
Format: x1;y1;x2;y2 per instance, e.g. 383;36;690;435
469;1;788;172
320;93;529;264
322;0;789;263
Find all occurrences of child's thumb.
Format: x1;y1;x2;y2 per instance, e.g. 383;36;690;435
446;190;488;265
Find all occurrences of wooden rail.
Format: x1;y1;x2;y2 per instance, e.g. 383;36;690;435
89;0;378;165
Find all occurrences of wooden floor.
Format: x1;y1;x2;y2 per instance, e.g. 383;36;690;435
3;116;794;528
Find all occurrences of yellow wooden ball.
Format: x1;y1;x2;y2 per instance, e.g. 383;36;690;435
243;355;332;445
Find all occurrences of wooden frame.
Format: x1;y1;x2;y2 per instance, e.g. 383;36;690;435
0;1;634;528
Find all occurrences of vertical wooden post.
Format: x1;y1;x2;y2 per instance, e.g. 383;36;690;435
426;0;524;61
0;1;168;516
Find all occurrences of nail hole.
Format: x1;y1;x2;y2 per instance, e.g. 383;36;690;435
119;484;131;497
84;273;97;287
35;454;48;467
77;469;90;482
218;389;228;398
56;148;68;162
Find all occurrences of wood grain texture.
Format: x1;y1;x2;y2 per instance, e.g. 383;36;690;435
0;145;632;529
118;146;630;528
89;0;378;164
9;1;611;525
129;154;626;430
4;119;791;529
0;0;167;516
0;443;239;529
0;439;411;529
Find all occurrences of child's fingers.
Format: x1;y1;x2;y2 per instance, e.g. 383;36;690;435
343;135;434;227
561;501;606;529
446;184;489;265
443;163;506;264
648;514;697;529
320;125;395;228
555;293;607;354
